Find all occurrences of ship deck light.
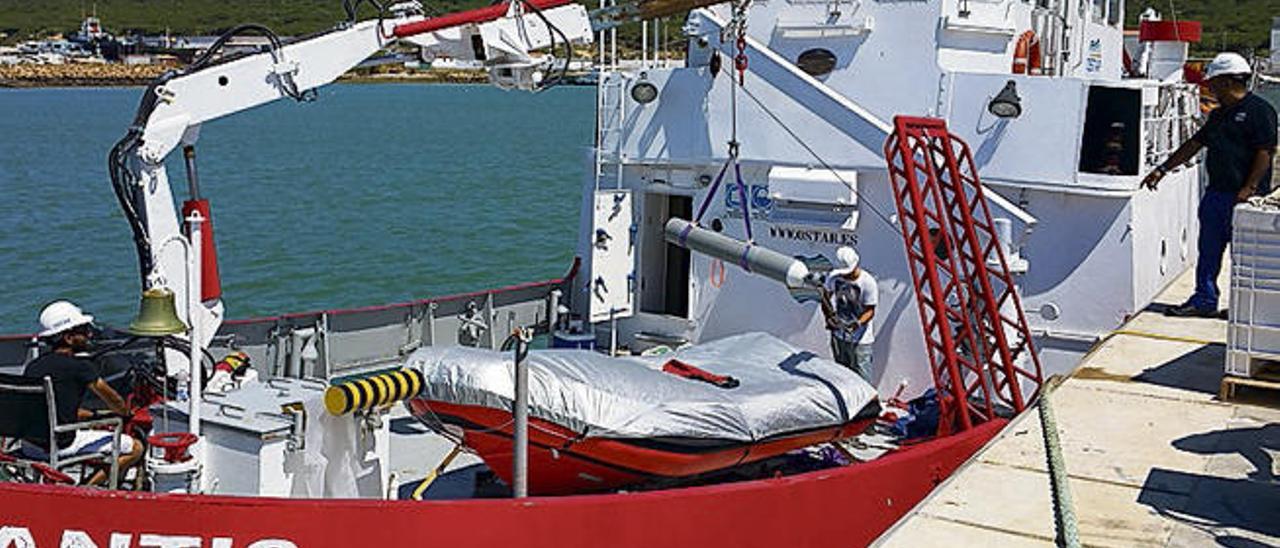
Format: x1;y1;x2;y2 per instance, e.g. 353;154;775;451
988;80;1022;119
631;72;659;104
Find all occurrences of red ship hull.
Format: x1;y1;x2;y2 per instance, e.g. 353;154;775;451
0;420;1003;548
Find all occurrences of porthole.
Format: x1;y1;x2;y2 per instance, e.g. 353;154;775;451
796;48;838;77
1159;238;1168;275
1039;302;1060;321
1180;227;1188;260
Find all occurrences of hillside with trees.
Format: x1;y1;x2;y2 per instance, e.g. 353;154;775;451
1126;0;1274;55
0;0;1273;56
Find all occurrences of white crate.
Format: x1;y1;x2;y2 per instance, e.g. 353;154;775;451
1225;349;1280;377
1228;204;1280;377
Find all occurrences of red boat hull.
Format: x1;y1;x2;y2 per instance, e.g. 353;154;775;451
0;420;1003;548
414;399;880;495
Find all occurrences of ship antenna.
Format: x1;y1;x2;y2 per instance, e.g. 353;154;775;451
1166;0;1181;42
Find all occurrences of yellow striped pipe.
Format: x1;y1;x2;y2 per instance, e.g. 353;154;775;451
324;369;424;415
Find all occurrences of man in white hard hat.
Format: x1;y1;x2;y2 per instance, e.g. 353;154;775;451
1143;52;1277;317
819;247;879;380
22;301;142;486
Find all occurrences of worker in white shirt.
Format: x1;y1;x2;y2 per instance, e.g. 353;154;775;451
819;247;878;381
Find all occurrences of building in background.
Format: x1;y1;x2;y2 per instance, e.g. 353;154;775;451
1272;17;1279;67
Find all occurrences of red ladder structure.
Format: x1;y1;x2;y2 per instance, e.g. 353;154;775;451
884;116;1044;434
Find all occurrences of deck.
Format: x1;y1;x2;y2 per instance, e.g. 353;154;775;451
877;264;1280;546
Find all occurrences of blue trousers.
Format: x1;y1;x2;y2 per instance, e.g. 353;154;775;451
1190;190;1236;310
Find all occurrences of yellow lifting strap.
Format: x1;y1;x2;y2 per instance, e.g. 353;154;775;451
324;368;425;416
411;444;465;501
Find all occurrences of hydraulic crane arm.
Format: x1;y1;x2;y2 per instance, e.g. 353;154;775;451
117;16;422;357
116;0;718;365
395;0;724;89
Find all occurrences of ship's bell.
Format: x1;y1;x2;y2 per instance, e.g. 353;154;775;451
128;287;188;336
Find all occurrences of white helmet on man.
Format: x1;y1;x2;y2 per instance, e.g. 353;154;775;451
38;301;94;337
1203;52;1252;81
830;246;861;276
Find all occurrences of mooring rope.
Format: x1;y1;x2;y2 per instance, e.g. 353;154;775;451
1037;376;1081;548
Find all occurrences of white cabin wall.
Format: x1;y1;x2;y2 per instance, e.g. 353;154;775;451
944;73;1088;185
935;0;1036;74
1127;166;1199;311
737;0;946;121
978;171;1197;354
620;65;888;168
1065;0;1124;80
1006;187;1135;338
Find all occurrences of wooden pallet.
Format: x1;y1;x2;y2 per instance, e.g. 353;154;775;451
1220;362;1280;402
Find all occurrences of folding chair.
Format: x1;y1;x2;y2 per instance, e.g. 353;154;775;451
0;373;123;489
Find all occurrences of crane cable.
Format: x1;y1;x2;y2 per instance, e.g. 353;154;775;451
688;0;754;242
691;0;902;243
730;71;900;232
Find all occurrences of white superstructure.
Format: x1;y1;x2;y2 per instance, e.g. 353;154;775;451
0;0;1220;505
91;0;1205;401
52;0;1206;408
577;0;1204;395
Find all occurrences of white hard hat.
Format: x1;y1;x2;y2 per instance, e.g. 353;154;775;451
1204;52;1252;81
830;246;860;276
38;301;94;337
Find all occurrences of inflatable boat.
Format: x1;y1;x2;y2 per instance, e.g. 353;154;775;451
406;333;881;495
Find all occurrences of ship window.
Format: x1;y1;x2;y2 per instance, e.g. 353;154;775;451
1091;0;1105;23
796;48;837;77
1106;0;1121;26
1079;86;1140;176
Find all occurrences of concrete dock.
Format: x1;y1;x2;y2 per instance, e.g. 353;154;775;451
877;267;1280;547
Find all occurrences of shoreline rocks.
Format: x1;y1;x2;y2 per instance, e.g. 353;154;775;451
0;62;172;87
1;62;500;87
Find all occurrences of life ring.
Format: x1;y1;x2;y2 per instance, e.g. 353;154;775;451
1012;31;1042;75
709;259;726;288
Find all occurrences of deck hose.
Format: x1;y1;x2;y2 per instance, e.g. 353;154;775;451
325;368;424;416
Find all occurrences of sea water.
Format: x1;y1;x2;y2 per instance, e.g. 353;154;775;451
2;84;1278;334
0;84;594;333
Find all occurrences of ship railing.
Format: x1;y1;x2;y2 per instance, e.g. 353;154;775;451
0;260;580;380
1141;82;1201;172
213;259;579;380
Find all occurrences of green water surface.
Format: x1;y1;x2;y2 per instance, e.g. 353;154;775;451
0;84;594;333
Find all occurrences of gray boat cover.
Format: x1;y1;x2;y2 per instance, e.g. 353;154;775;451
404;332;878;442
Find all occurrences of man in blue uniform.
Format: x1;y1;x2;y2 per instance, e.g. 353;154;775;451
1143;52;1278;317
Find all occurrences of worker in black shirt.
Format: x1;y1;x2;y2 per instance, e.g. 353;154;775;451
22;301;143;486
1143;52;1278;318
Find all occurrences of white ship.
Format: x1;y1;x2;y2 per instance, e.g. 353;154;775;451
0;0;1221;545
